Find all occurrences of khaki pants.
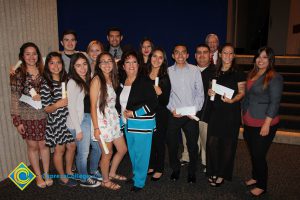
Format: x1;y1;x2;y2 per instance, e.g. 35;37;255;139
181;121;207;165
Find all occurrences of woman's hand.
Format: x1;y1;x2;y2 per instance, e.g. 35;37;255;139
17;124;25;135
154;86;162;95
208;89;216;97
94;129;101;140
32;94;41;101
123;109;134;119
76;132;83;141
221;94;234;104
260;123;270;136
56;98;68;108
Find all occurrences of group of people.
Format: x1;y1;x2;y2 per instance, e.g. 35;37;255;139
10;27;283;197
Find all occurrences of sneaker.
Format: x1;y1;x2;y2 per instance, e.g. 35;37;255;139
58;178;77;187
90;170;103;181
80;177;101;188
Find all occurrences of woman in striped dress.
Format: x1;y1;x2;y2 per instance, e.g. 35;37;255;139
40;52;77;187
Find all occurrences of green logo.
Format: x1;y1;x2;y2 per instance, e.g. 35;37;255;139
8;162;36;190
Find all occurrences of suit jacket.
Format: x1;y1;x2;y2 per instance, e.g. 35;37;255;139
242;72;283;119
198;64;216;122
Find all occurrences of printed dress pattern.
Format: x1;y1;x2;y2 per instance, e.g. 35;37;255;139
97;84;123;142
40;81;74;147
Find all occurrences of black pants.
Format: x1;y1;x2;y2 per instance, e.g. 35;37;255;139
149;109;169;173
243;125;277;191
166;114;199;175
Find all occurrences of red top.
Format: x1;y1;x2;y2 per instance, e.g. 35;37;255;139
243;80;280;127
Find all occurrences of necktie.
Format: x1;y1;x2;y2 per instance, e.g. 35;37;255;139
113;49;118;59
210;53;214;65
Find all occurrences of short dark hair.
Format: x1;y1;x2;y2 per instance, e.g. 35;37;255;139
107;27;122;36
61;29;77;41
195;43;210;52
173;44;188;53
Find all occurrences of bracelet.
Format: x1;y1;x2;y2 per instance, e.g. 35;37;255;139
94;128;99;131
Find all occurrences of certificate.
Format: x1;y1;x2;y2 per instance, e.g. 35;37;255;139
176;106;196;116
19;94;42;110
214;84;235;99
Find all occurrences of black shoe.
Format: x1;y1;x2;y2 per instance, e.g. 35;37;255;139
147;171;155;176
130;186;142;192
187;174;196;183
151;173;163;181
170;170;180;181
180;161;189;166
210;178;224;187
126;178;134;184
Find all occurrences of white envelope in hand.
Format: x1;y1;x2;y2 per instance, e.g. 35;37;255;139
214;84;234;99
19;94;42;110
176;106;196;116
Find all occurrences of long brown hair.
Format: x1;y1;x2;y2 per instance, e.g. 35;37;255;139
68;53;91;94
248;46;276;89
93;52;119;115
18;42;44;81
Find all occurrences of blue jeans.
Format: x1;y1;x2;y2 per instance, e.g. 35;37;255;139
70;113;101;181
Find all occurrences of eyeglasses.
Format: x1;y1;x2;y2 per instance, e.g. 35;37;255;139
99;60;113;65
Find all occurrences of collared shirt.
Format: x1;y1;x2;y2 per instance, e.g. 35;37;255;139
212;50;218;65
109;46;122;59
198;65;209;72
167;62;204;112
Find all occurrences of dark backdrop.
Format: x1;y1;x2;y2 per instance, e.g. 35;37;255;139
57;0;228;63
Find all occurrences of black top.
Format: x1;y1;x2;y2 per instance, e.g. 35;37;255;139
84;94;90;113
148;74;171;108
116;75;158;115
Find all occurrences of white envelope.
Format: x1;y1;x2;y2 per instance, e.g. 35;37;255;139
214;84;234;99
19;94;42;110
176;106;196;116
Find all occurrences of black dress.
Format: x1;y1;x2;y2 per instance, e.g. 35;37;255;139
148;74;171;173
206;69;246;180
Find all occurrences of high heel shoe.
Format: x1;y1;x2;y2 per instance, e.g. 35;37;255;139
151;172;163;181
36;175;46;188
147;170;154;176
44;173;53;186
244;179;257;187
210;177;224;187
249;187;266;197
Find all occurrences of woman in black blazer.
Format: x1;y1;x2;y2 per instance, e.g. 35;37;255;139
116;51;158;192
242;47;283;197
146;47;171;181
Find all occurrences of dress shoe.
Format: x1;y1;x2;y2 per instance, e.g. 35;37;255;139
130;186;142;192
151;173;163;181
187;174;196;183
125;178;134;184
170;170;180;181
249;187;266;197
210;178;224;187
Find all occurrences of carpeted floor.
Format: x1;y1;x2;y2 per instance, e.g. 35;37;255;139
1;140;299;200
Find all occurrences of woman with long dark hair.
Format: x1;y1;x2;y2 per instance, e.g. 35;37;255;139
40;52;77;187
207;43;246;187
10;42;52;188
90;52;127;190
146;48;171;181
67;53;102;187
242;47;283;197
